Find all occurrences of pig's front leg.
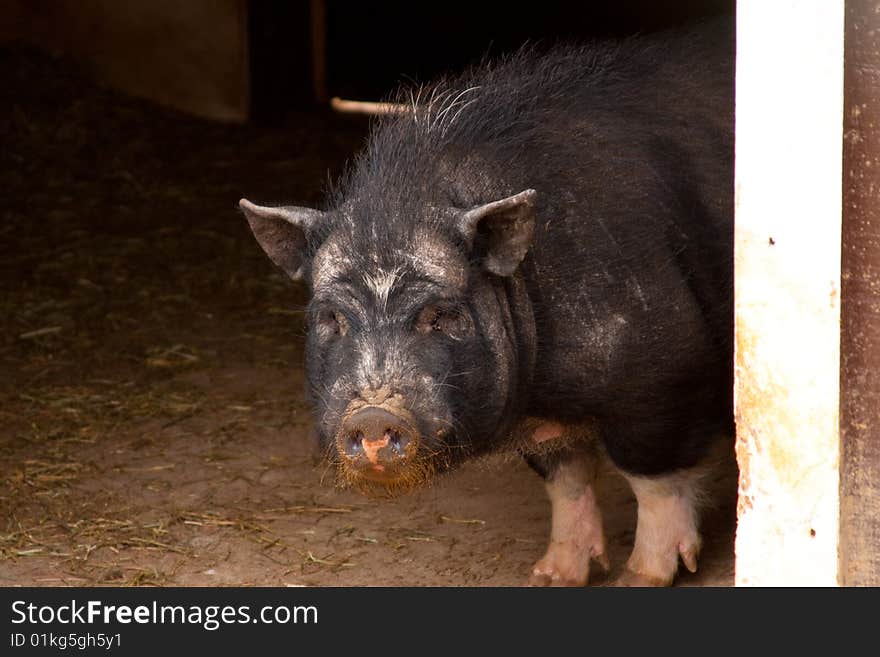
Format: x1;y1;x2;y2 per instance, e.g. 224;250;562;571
526;447;610;587
615;468;704;587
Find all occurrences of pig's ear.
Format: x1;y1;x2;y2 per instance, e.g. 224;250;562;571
456;189;537;277
239;198;324;281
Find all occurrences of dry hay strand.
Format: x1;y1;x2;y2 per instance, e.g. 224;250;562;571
178;502;352;538
297;549;356;571
144;344;201;369
439;515;486;526
245;503;356;520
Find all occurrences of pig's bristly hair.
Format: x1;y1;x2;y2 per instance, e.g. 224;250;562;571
327;40;635;216
322;20;727;253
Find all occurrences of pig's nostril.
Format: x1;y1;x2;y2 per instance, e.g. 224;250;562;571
386;428;403;453
346;431;364;456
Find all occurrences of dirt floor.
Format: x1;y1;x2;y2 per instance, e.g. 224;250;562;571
0;47;737;587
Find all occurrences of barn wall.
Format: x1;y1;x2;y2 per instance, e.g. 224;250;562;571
0;0;250;122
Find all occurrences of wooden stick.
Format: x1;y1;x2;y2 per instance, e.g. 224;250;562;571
330;97;409;116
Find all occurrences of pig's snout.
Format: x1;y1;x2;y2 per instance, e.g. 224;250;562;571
338;407;417;476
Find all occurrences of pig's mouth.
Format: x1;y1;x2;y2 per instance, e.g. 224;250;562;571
333;443;439;498
335;456;438;498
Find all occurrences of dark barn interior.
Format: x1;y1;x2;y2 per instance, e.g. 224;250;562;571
1;0;737;586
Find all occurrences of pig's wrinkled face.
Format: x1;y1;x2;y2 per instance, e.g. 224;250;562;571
305;225;500;495
240;188;536;496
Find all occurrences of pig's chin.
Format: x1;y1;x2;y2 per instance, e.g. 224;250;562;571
334;453;439;498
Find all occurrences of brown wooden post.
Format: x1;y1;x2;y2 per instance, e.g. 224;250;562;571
310;0;328;105
840;0;880;587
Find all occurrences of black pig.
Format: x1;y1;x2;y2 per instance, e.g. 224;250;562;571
240;19;734;586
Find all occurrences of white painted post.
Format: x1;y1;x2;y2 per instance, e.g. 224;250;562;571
734;1;845;586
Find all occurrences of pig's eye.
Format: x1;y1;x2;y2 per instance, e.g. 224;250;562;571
415;305;469;338
317;309;349;339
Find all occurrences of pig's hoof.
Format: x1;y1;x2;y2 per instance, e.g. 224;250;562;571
614;569;671;587
528;570;563;587
526;546;610;587
616;538;702;587
527;567;586;587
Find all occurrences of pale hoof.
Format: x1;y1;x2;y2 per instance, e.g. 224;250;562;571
614;568;671;587
526;548;610;587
